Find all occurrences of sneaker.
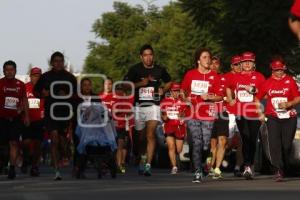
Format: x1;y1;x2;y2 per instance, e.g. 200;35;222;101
192;170;204;183
21;163;28;174
234;169;242;177
274;170;284;182
118;166;126;174
243;166;253;180
171;166;178;175
7;166;16;180
30;167;40;177
208;168;215;177
143;163;152;177
120;165;126;174
54;170;62;181
212;168;222;180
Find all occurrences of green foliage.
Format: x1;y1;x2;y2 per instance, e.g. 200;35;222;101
84;1;220;83
179;0;298;75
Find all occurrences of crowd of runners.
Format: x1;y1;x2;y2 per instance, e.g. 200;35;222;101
0;0;300;184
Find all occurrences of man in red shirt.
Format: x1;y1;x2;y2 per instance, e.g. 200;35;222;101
289;0;300;42
99;77;116;113
226;52;265;180
181;48;223;183
0;60;30;179
256;59;300;182
22;67;44;177
161;83;188;174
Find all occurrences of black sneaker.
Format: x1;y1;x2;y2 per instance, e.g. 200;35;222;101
7;167;16;180
192;170;204;183
234;169;242;177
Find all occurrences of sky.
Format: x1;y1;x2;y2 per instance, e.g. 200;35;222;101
0;0;172;75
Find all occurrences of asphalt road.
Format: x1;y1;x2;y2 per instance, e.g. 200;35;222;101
1;166;300;200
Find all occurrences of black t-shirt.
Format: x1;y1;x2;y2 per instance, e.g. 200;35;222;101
124;63;171;105
34;69;78;119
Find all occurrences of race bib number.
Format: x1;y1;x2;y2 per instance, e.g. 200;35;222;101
237;90;253;102
271;97;287;112
191;80;209;95
4;97;19;110
166;110;179;120
271;97;290;119
28;98;40;109
139;87;154;100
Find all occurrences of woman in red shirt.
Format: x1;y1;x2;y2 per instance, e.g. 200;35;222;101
181;48;223;183
256;59;300;182
226;52;266;180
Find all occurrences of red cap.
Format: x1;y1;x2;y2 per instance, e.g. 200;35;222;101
291;0;300;18
241;52;255;62
231;55;241;65
30;67;42;75
270;59;286;70
170;82;181;91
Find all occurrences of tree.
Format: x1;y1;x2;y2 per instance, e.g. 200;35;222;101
179;0;298;75
84;1;220;83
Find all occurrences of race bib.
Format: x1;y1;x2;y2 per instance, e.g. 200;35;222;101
4;97;19;110
139;87;154;100
271;97;290;119
271;97;287;112
191;80;209;95
237;90;253;102
166;110;179;120
28;98;40;109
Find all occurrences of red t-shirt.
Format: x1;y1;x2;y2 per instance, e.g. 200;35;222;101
223;71;239;114
256;75;299;119
26;82;44;122
291;0;300;17
227;71;266;118
112;94;134;130
181;69;222;121
0;78;26;118
99;92;116;112
160;97;188;134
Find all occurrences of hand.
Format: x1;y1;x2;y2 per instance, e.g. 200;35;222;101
278;102;291;109
201;94;209;101
229;99;236;106
259;114;266;123
148;75;155;81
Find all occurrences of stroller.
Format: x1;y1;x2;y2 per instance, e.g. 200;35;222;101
75;103;117;179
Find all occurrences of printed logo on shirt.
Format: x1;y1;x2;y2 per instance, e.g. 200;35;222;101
268;89;287;96
251;76;256;80
285;80;290;84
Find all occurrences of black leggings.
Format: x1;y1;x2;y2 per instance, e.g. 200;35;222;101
265;116;297;171
236;117;261;166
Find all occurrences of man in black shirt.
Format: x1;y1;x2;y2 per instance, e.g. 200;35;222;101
34;52;77;180
124;44;172;176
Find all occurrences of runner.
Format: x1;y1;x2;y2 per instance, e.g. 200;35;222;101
256;58;300;182
226;52;266;180
0;60;30;179
99;77;115;113
34;52;77;180
181;48;222;183
224;55;243;177
22;67;44;177
112;85;134;174
124;44;172;176
160;82;188;174
208;56;229;180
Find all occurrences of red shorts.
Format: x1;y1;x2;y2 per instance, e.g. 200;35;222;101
164;125;186;140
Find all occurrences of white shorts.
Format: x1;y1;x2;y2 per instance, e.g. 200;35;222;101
134;105;161;131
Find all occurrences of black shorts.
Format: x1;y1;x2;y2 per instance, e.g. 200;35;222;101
22;120;44;141
44;117;69;135
0;118;24;144
211;112;229;138
116;129;129;140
